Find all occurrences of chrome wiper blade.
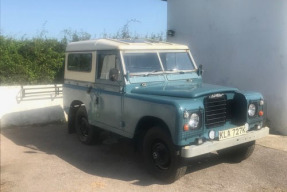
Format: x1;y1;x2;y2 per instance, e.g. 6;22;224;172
164;69;185;74
143;70;163;76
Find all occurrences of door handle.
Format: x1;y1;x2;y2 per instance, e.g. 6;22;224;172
95;96;99;104
94;91;100;105
87;86;92;94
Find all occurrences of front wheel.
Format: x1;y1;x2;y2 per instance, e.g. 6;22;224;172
217;141;255;163
143;126;187;183
75;106;95;145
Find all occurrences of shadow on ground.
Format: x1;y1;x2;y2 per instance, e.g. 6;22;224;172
1;123;225;186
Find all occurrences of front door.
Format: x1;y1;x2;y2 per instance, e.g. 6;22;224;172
89;51;124;130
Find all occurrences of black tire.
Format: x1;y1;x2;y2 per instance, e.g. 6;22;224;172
217;141;255;163
143;126;187;183
75;106;95;145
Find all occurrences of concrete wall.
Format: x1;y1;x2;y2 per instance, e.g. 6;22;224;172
0;85;65;128
166;0;287;135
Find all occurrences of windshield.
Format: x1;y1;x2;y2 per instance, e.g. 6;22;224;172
159;52;194;71
123;52;162;73
123;51;195;74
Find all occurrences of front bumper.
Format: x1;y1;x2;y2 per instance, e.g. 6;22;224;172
181;127;269;158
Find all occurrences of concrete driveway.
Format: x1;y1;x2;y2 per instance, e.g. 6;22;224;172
1;123;287;192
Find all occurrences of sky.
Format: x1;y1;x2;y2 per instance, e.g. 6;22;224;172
0;0;167;39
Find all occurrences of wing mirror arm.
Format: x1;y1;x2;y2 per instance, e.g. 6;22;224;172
125;71;130;81
197;64;203;76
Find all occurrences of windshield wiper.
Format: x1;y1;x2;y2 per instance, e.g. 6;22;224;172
143;70;163;76
164;69;185;74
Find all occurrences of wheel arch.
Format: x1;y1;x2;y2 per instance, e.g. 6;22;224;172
133;116;172;150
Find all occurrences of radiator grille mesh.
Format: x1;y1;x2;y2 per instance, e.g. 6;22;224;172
204;94;227;128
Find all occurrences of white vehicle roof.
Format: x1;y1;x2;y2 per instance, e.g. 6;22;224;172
66;39;189;52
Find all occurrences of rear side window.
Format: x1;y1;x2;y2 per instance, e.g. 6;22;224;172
67;53;92;72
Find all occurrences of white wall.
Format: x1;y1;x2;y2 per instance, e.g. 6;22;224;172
167;0;287;135
0;85;65;128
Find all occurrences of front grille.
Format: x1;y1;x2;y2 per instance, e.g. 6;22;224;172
204;94;227;128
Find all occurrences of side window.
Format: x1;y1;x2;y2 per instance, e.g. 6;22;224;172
67;53;92;72
97;52;121;81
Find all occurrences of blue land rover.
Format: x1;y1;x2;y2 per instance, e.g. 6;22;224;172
63;39;269;183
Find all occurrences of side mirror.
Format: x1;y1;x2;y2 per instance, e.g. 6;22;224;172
197;64;203;76
109;68;120;81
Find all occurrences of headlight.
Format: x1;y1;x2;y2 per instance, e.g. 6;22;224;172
189;113;200;129
248;104;256;117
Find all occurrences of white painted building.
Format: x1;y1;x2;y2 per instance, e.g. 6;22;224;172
163;0;287;135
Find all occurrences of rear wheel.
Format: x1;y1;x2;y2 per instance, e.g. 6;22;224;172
217;141;255;163
75;106;95;145
143;126;187;183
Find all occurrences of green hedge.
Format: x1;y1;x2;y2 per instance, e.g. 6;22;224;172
0;36;65;85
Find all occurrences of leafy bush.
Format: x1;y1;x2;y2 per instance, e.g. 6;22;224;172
0;36;65;85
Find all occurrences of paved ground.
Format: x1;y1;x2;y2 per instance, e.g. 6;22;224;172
1;123;287;192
